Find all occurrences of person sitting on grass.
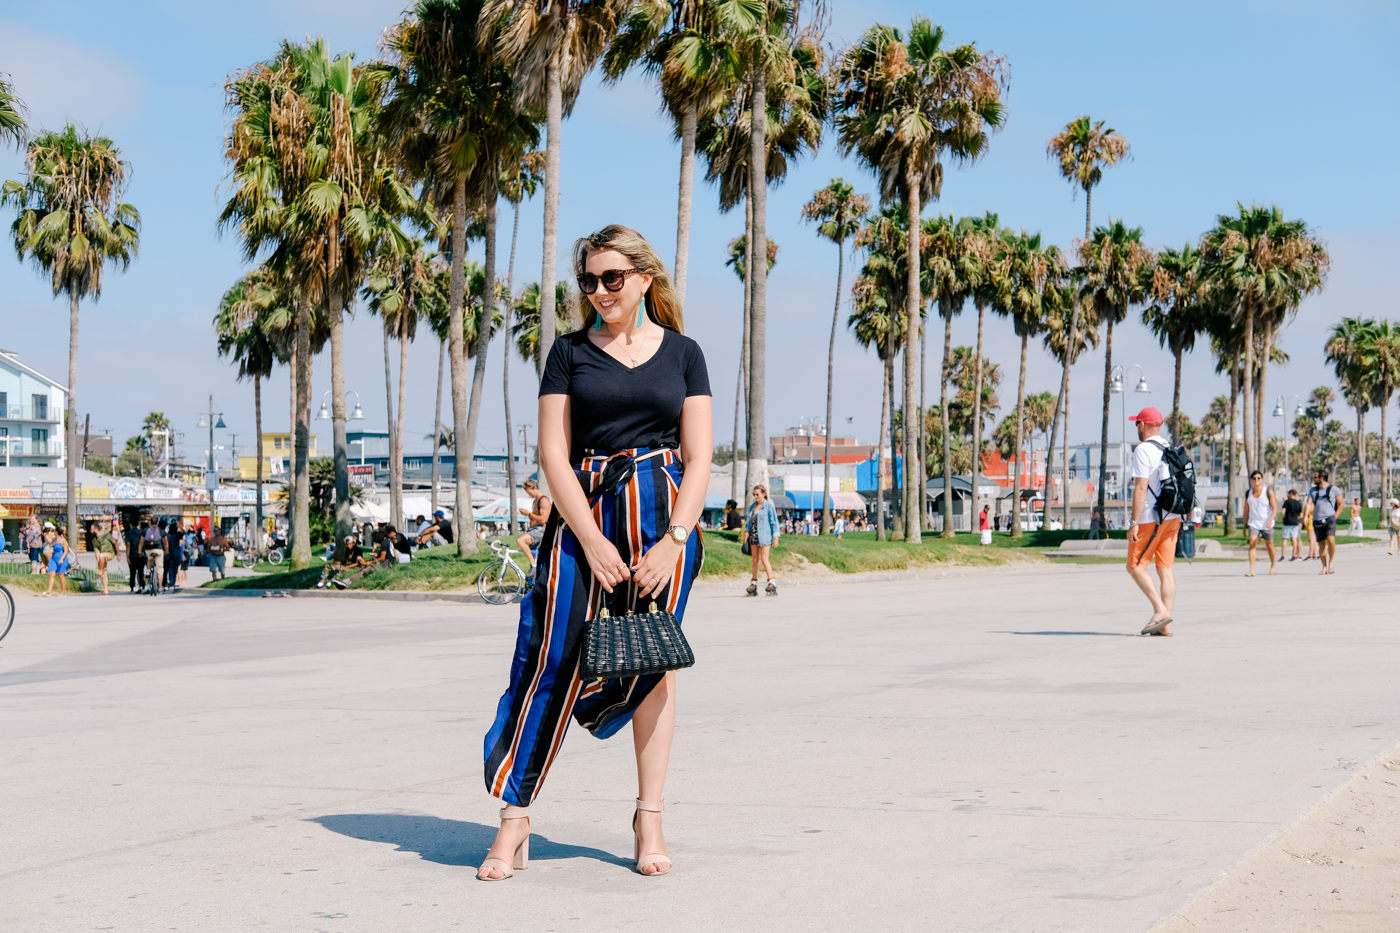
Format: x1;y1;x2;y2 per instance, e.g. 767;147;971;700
415;510;452;549
317;535;370;589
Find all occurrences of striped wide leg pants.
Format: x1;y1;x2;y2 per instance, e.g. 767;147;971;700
483;448;703;807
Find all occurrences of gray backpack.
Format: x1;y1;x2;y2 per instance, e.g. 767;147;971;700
1309;485;1338;522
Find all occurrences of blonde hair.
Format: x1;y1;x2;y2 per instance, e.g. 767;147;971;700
572;225;684;333
752;484;768;496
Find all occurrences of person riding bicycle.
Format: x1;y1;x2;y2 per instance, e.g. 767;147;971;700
516;478;551;572
141;520;166;594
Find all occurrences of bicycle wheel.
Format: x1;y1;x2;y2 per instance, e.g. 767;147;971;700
234;551;254;569
268;548;284;565
0;584;13;643
477;560;525;605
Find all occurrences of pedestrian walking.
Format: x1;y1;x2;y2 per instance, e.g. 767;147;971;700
1346;497;1365;535
746;484;780;596
23;515;43;574
141;520;165;594
1303;494;1319;560
479;226;710;882
92;520;120;595
126;520;146;591
979;505;992;546
207;527;230;580
42;525;71;597
1307;470;1341;575
1123;407;1183;636
1243;470;1278;576
1388;497;1400;555
1280;489;1303;561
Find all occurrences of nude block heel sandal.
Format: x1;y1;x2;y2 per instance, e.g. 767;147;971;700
633;799;672;876
477;805;530;881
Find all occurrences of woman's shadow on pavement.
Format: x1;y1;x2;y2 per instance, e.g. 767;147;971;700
310;813;631;868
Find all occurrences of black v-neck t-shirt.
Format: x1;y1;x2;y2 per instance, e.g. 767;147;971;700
539;328;711;461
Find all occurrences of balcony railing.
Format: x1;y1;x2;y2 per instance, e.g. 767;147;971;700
2;404;60;421
1;437;66;457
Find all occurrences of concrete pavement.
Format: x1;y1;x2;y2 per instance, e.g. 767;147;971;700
2;542;1398;931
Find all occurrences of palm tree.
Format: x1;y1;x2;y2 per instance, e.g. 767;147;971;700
385;0;539;553
4;124;141;539
1046;116;1129;527
1326;317;1375;504
364;241;449;530
852;206;914;540
1200;203;1330;475
513;280;576;366
1359;320;1400;504
1077;219;1153;520
0;72;27;149
836;17;1007;541
923;214;989;535
604;0;741;310
992;230;1063;536
216;271;280;550
965;212;1004;533
724;231;778;504
801;178;869;532
480;0;628;380
499;149;544;532
142;412;172;462
1143;243;1206;442
1040;278;1099;525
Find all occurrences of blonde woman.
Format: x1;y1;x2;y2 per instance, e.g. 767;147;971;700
479;225;712;881
42;525;71;596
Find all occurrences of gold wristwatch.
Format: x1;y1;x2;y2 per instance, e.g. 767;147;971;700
666;524;688;544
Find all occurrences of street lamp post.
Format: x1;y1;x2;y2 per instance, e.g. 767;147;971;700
1272;395;1305;481
196;395;226;473
1110;364;1151;528
317;390;365;424
799;415;825;525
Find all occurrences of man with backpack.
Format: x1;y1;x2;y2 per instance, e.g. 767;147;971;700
1308;470;1342;575
1125;407;1191;636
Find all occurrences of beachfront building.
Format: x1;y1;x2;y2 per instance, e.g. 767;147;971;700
0;349;68;470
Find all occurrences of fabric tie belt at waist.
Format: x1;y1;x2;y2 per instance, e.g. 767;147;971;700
577;448;678;503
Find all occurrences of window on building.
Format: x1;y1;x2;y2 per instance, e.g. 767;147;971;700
33;427;49;450
0;391;7;415
32;394;48;420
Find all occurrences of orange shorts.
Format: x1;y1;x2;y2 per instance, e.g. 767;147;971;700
1127;518;1181;569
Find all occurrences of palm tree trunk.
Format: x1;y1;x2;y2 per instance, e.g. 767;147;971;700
254;372;263;554
1042;372;1063;533
904;179;923;544
1063;380;1072;529
287;340;298;547
674;102;697;311
821;238;843;534
537;60;562;380
1011;330;1028;538
1241;300;1255;475
432;339;444;516
940;300;954;537
384;318;401;531
65;290;78;541
448;177;472;555
396;313;409;531
328;218;351;545
1096;318;1114;519
920;317;929;532
458;202;498;555
876;351;889;542
292;299;313;569
972;301;985;536
732;358;745;504
504;199;522;535
1357;408;1366;505
745;61;769;510
1172;343;1183;435
1225;357;1239;535
1258;321;1270;477
736;192;754;504
889;341;900;536
1381;399;1390;505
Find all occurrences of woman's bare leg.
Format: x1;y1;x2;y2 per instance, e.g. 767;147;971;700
632;671;675;874
758;545;774;581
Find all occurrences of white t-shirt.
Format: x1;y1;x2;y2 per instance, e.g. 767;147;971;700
1131;436;1181;524
1390;506;1400;530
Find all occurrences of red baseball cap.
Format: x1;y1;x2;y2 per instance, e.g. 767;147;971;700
1129;406;1164;425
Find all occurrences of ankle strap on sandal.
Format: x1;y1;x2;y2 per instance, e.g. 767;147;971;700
635;798;664;812
499;805;531;820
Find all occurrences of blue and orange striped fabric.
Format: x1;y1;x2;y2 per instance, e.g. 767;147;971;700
483;448;703;806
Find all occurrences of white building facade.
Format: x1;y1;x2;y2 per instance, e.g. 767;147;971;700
0;350;67;469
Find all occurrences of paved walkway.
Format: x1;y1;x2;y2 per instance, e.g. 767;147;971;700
2;545;1398;931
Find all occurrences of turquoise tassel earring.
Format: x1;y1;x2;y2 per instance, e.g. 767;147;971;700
592;313;603;332
637;297;646;328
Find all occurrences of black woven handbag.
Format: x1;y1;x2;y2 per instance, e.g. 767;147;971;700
581;600;695;680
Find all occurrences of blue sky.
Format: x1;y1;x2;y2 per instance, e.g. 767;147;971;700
2;1;1398;466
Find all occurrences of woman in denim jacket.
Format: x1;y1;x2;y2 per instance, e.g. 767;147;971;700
746;484;780;597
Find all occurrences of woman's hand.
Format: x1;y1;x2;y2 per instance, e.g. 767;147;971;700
632;536;683;601
579;532;632;593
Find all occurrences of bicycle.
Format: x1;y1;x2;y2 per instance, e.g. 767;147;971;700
0;583;13;643
476;540;532;605
233;545;258;569
266;547;284;565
